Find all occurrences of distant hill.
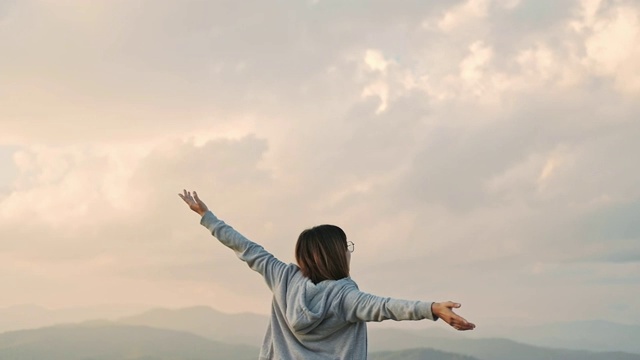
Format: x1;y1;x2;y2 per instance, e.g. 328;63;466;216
0;323;480;360
4;304;639;360
117;305;269;346
116;306;640;360
0;304;150;334
368;328;640;360
0;323;258;360
370;347;480;360
2;316;639;360
488;320;640;354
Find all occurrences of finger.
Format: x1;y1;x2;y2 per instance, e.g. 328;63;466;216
448;314;468;326
194;191;201;202
179;191;196;204
451;319;474;331
460;323;475;330
445;301;452;308
450;319;463;330
446;301;461;308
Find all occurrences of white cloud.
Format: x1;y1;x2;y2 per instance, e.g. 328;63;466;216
581;4;640;94
570;0;604;32
0;0;638;327
361;81;390;114
364;49;391;73
499;0;522;10
516;43;555;80
438;0;490;32
459;41;494;96
536;150;570;187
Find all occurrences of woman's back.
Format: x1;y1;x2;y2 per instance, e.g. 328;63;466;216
261;265;368;359
179;189;475;360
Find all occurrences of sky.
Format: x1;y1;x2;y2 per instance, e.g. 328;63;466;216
1;0;639;330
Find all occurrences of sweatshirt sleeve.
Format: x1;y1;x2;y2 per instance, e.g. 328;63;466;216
200;210;287;291
340;288;438;323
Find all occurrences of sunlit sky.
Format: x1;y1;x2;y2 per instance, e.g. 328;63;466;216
1;0;639;330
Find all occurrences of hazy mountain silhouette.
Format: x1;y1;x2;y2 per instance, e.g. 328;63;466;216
486;320;640;354
367;328;640;360
115;306;640;360
3;304;639;360
0;323;258;360
2;317;640;360
0;323;476;360
117;305;269;345
0;304;150;334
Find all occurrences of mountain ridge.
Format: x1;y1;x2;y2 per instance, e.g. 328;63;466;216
2;304;639;358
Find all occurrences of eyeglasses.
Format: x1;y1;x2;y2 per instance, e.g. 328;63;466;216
347;241;355;253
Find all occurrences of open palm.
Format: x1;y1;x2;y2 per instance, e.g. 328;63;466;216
432;302;476;331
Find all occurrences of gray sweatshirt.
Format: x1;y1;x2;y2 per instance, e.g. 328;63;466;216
200;210;438;360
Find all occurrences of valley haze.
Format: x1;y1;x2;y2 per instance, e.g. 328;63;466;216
1;304;638;355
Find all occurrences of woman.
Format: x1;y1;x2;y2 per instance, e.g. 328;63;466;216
179;189;475;359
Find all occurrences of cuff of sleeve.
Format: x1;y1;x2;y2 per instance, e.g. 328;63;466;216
200;210;219;232
422;301;438;321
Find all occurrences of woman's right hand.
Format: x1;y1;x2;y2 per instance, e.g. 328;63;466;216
178;189;209;217
431;301;476;331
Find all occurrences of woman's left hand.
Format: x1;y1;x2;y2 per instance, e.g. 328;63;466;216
431;301;476;331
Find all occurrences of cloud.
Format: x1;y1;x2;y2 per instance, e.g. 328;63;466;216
580;2;640;94
576;200;640;264
437;0;490;32
0;135;271;256
0;0;639;325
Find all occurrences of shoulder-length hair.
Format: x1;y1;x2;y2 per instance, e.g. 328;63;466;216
295;224;350;284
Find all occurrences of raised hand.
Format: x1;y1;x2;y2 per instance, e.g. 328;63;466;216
178;189;209;216
431;301;476;331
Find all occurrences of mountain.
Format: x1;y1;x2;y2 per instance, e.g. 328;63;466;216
117;305;269;346
0;304;151;334
370;348;480;360
5;304;639;360
116;306;640;360
488;320;640;354
0;322;483;360
0;323;259;360
0;322;481;360
367;328;640;360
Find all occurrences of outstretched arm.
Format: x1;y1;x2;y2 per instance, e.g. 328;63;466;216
178;190;287;291
341;289;437;323
341;287;475;331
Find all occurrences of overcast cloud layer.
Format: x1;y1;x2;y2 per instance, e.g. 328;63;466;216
1;0;639;330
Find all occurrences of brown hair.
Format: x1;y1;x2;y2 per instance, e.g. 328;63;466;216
295;224;350;284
